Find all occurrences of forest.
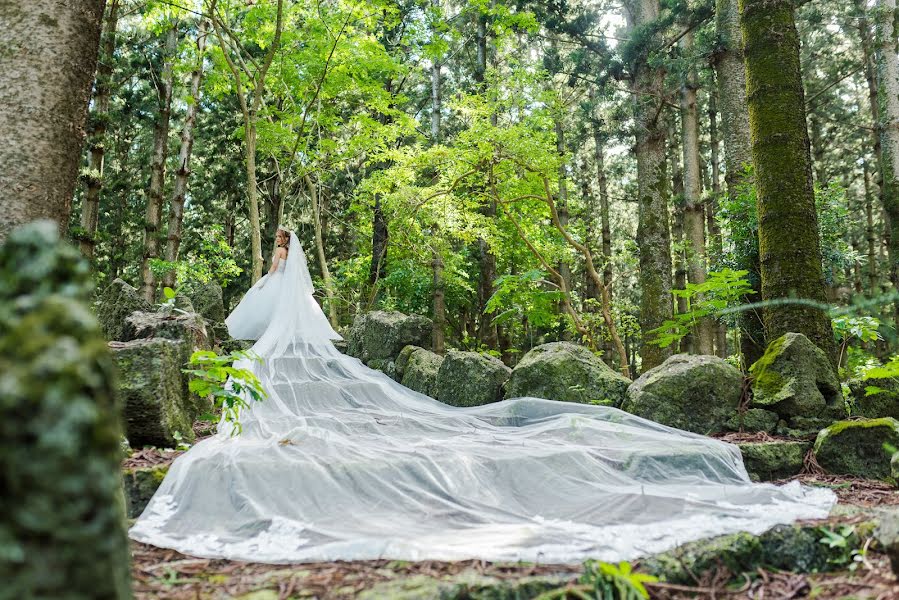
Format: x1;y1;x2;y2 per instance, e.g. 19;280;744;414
8;0;899;598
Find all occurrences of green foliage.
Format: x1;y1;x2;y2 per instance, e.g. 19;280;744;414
150;225;241;287
817;525;867;571
183;350;267;434
648;269;755;349
579;560;656;599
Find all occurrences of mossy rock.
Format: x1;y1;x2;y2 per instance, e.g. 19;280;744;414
813;418;899;480
123;464;170;518
749;333;843;428
111;338;196;448
726;408;780;433
737;440;810;481
356;570;574;600
346;311;432;364
180;280;226;324
504;341;631;406
368;358;397;380
96;277;152;341
0;221;131;598
875;508;899;576
397;345;443;398
621;354;742;434
436;350;511;407
848;377;899;420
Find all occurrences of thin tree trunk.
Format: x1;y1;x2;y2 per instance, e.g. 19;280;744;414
740;0;836;361
864;159;879;292
680;32;714;355
79;0;120;258
0;1;107;241
430;5;446;353
593;123;613;292
715;0;765;365
140;25;178;302
626;0;673;372
708;89;728;356
163;19;208;288
554;117;572;294
306;174;340;328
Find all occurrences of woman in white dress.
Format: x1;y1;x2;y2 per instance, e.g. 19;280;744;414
131;226;835;564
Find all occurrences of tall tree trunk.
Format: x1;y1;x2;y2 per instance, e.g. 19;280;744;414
626;0;673;371
140;25;178;303
740;0;836;361
0;1;107;241
874;0;899;332
680;32;714;355
554;117;572;294
369;194;389;284
593;123;613;292
430;7;446;353
163;19;208;289
79;0;120;258
669;122;691;354
715;0;765;365
708;89;728;357
864;159;879;292
306;174;340;328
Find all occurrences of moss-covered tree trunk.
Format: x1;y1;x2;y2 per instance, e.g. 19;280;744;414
625;0;674;371
740;0;835;361
0;2;107;241
874;0;899;330
715;0;765;366
79;0;120;259
140;24;177;303
1;222;131;598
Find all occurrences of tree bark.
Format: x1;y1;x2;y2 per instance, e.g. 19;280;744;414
864;159;879;292
306;174;340;328
0;1;107;241
140;24;178;302
430;4;446;353
554;116;572;294
715;0;765;365
163;19;208;289
625;0;674;372
79;0;120;259
740;0;836;361
593;123;613;292
708;89;728;356
874;0;899;330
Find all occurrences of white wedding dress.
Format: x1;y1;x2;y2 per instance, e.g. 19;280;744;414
130;232;835;564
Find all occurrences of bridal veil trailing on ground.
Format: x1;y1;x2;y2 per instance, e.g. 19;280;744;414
130;231;836;564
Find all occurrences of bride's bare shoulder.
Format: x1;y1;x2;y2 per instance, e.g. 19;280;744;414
277;247;288;259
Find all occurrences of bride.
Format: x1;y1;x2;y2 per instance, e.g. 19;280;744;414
130;227;835;564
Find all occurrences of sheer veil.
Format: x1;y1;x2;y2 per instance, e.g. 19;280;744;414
130;228;836;564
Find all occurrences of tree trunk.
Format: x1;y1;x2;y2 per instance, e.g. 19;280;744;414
593;123;613;291
708;89;728;357
140;25;178;303
306;174;340;328
874;0;899;331
554;117;572;294
0;1;107;241
864;159;879;292
79;0;120;259
369;194;388;285
715;0;765;365
680;32;714;355
740;0;836;361
163;19;208;289
625;0;673;372
430;6;446;352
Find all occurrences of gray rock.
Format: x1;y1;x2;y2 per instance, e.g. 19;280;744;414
621;354;743;434
875;508;899;575
367;358;397;380
725;408;780;433
96;278;152;341
750;333;843;429
436;350;511;407
180;280;226;324
346;311;432;364
848;377;899;420
737;441;810;481
122;464;170;518
111;338;196;448
0;221;131;598
504;341;631;406
813;418;899;481
398;346;443;398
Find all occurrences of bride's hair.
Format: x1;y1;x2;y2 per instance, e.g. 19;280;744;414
276;226;291;252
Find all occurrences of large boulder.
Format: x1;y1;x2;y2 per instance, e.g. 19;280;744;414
396;345;443;398
436;350;511;407
813;418;899;481
180;280;228;342
737;440;810;481
123;464;170;518
96;278;152;341
347;311;432;364
0;221;131;598
749;333;843;433
621;354;742;434
111;338;196;448
848;377;899;420
504;342;630;406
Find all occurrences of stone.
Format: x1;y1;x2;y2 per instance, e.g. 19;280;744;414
737;441;810;481
367;358;397;380
725;408;780;433
111;338;196;448
398;346;443;398
848;377;899;420
436;350;511;407
504;341;631;406
749;333;843;429
621;354;743;434
0;221;131;598
181;280;228;342
876;508;899;576
356;571;575;600
346;311;432;364
813;418;899;481
123;465;170;518
96;278;152;341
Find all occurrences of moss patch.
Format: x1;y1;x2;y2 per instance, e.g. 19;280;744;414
814;418;899;481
